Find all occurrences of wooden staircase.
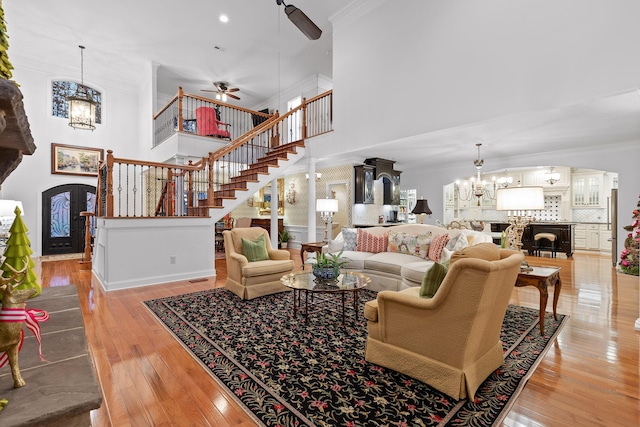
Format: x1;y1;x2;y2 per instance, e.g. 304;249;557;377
163;141;306;217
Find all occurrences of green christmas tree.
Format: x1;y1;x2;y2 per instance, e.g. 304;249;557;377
1;206;41;298
0;0;15;81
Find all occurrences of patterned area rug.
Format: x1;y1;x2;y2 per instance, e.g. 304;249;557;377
144;289;568;426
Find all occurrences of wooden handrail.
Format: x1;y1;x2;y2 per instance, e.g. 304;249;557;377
152;93;180;120
305;89;332;105
109;156;204;170
181;91;272;117
210;113;280;160
102;89;333;218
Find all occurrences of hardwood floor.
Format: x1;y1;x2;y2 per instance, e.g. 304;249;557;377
34;250;639;426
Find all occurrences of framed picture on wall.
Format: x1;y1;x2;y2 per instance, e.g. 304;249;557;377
51;143;104;176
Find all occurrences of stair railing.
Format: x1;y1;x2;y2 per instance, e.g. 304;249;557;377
99;90;333;218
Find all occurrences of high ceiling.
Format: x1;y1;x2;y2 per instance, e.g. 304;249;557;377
4;0;640;172
4;0;345;108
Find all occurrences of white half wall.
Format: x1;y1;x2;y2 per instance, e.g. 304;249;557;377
92;217;215;291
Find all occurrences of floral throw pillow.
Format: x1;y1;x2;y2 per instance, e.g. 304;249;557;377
357;229;388;253
428;233;451;262
341;228;357;251
446;233;469;252
388;231;432;259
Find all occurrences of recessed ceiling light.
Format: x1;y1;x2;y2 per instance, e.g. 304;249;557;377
219;14;229;23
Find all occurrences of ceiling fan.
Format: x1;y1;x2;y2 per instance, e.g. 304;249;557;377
276;0;322;40
201;81;240;101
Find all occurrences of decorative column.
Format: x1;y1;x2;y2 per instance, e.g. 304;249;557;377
307;159;317;242
270;178;279;248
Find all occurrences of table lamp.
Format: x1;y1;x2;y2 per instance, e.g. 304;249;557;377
0;200;24;236
411;198;432;224
316;198;339;242
496;187;544;251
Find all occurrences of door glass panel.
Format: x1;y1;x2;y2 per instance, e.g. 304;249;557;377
87;191;97;235
50;191;71;237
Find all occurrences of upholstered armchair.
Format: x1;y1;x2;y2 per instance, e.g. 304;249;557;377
364;246;524;400
222;227;294;300
195;106;231;139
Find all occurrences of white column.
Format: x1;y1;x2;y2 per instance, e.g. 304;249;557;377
271;178;279;248
307;159;317;242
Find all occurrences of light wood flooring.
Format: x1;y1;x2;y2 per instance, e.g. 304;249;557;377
33;250;639;427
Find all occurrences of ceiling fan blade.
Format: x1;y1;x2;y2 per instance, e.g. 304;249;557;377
284;5;322;40
227;88;240;93
201;89;218;93
227;93;241;100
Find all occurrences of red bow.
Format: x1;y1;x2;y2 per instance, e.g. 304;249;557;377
0;307;50;368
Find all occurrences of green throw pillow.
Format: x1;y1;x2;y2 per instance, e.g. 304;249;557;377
241;234;269;262
419;262;448;298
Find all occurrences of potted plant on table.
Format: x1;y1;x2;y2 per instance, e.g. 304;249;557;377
312;251;349;281
279;228;291;249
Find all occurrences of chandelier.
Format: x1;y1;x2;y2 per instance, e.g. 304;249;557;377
496;170;513;188
544;167;560;185
454;143;497;206
67;45;97;131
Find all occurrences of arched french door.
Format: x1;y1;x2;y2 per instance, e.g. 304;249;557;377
42;184;96;256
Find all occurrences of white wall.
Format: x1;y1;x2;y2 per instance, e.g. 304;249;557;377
1;61;141;256
93;217;215;291
332;0;640;151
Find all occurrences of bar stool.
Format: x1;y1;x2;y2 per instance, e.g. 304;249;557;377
534;232;557;258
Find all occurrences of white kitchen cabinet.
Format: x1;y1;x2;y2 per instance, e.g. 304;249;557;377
572;173;603;207
574;224;586;249
586;224;600;249
575;223;611;251
599;225;612;252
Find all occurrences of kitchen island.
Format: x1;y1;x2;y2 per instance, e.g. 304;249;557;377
491;222;576;257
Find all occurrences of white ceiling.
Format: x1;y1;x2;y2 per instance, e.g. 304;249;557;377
4;0;640;171
4;0;345;108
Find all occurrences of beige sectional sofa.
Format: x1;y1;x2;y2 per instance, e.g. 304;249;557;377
324;224;493;292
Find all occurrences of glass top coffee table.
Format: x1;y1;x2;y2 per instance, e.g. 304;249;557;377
281;271;371;325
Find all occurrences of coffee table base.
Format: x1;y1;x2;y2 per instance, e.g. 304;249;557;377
291;287;362;325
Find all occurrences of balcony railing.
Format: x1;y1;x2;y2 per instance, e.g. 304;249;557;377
153;87;272;147
100;90;333;218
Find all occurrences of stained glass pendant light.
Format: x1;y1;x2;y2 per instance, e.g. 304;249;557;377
67;45;96;130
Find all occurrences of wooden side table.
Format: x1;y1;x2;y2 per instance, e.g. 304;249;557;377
515;266;562;335
300;241;326;263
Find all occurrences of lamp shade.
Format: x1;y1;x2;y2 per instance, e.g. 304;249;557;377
0;200;24;217
316;198;338;213
496;187;544;211
411;199;432;215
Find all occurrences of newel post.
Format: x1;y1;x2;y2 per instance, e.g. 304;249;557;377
187;160;194;214
177;86;184;132
271;110;280;148
207;154;215;205
79;211;94;269
301;97;307;140
105;150;114;218
166;169;174;216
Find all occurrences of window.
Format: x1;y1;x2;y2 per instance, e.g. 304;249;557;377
52;81;102;124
